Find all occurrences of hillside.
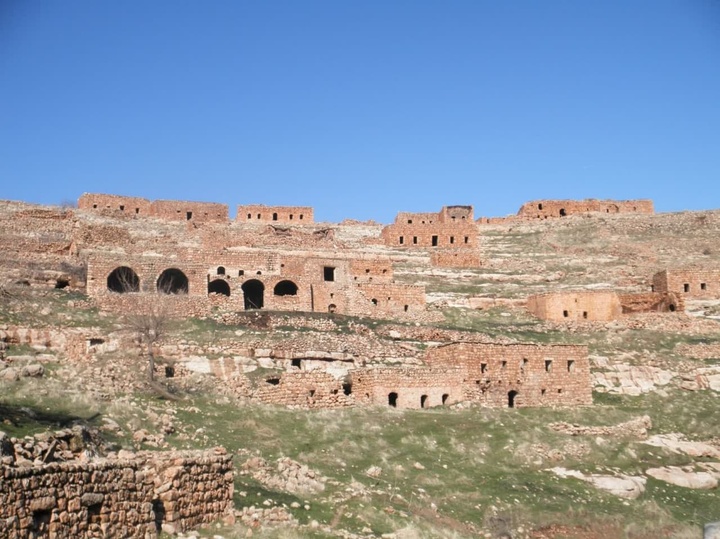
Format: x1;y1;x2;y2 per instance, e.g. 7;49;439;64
1;199;720;538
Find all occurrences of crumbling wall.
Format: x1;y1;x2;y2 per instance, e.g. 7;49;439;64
425;342;592;407
516;199;654;219
237;205;314;224
0;449;234;539
652;268;720;299
254;371;353;408
526;291;623;321
618;292;683;314
149;200;228;223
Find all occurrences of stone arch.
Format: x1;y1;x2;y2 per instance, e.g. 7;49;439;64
508;390;518;408
559;208;567;217
217;266;226;275
157;268;189;294
328;303;337;313
273;280;298;296
208;279;230;296
107;266;140;293
242;279;264;310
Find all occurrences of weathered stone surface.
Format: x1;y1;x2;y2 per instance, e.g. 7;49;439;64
549;467;646;499
644;433;720;459
646;466;718;489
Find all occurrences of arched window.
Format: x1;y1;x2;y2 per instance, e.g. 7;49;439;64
242;279;264;310
217;266;225;275
157;268;189;294
273;280;298;296
107;267;140;293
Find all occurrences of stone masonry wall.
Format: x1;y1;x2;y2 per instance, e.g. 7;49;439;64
254;371;353;409
517;199;654;219
78;193;153;216
425;342;592;407
617;292;684;314
381;206;478;249
652;268;720;299
526;291;623;321
430;249;483;268
0;450;234;539
237;205;314;224
78;193;228;223
351;367;464;409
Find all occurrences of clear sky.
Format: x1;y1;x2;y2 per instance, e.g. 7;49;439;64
1;1;719;223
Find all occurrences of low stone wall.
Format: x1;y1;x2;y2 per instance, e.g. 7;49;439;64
430;249;483;268
0;449;234;538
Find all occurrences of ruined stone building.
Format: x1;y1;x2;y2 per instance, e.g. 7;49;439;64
236;205;314;224
478;198;654;223
527;290;682;322
652;268;720;299
78;193;228;223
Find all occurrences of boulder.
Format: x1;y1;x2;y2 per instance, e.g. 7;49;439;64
646;466;718;489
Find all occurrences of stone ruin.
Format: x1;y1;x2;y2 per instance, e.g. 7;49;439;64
478;198;654;223
0;427;234;538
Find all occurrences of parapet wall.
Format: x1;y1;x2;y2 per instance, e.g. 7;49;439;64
0;450;234;539
430;249;483;268
78;193;227;223
527;291;623;321
237;205;314;224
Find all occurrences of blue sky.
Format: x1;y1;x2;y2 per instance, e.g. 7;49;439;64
1;1;719;223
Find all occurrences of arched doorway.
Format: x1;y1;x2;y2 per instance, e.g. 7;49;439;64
157;268;189;294
508;390;518;408
208;279;230;296
242;279;264;310
107;266;140;293
273;280;298;296
420;395;428;408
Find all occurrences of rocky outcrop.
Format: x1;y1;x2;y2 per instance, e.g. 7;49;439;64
646;466;718;490
643;433;720;459
549;415;651;439
549;467;647;499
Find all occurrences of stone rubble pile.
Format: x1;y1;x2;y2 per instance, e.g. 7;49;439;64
0;425;107;467
549;415;652;439
240;455;326;495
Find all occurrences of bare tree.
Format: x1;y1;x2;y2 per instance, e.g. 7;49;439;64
123;296;172;382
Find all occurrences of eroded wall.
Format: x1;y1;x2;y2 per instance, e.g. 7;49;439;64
652;269;720;299
237;205;314;224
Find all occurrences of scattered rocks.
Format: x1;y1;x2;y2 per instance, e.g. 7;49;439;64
643;433;720;458
241;455;326;495
549;415;651;439
549;467;647;499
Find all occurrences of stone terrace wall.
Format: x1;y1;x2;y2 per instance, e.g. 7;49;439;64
517;199;654;219
430;249;483;268
237;205;314;224
78;193;153;216
351;367;464;409
426;342;592;407
381;206;478;249
527;291;622;321
652;268;720;299
0;450;234;539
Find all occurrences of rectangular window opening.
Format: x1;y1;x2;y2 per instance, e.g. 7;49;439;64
399;236;404;245
464;236;469;244
480;362;487;374
431;235;438;247
567;360;575;372
323;266;336;282
186;211;193;220
684;283;690;293
563;310;569;318
701;283;707;290
545;360;552;372
450;236;455;244
582;311;588;319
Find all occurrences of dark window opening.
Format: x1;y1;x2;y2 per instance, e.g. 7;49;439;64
559;208;567;217
165;366;175;378
300;214;304;220
55;278;69;289
119;205;125;211
343;383;352;395
481;362;487;373
388;392;398;407
404;304;409;312
272;212;278;221
684;283;690;293
508;390;518;408
545;360;552;372
521;358;528;371
242;279;264;309
152;499;165;532
266;377;280;386
431;235;438;246
582;311;588;319
407;219;413;224
238;270;244;276
464;236;469;244
328;303;337;313
186;211;193;220
420;395;428;408
135;208;140;214
290;214;293;220
371;298;378;306
257;213;261;219
541;388;546;396
92;204;98;209
107;266;140;293
89;338;104;346
538;203;543;210
365;269;370;274
669;304;676;312
701;283;707;290
501;360;507;369
442;393;449;405
256;271;262;275
450;236;455;244
274;280;298;296
413;236;418;244
567;360;575;372
323;266;335;282
399;236;404;245
308;389;315;397
558;388;563;394
563;310;569;318
217;266;225;275
292;358;302;368
208;279;230;296
247;213;252;219
32;510;52;533
651;284;655;292
157;268;189;294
